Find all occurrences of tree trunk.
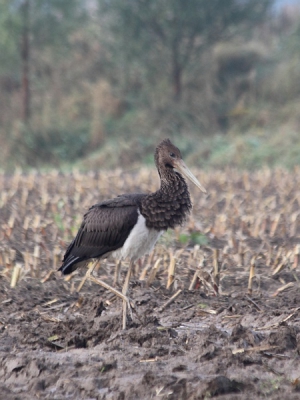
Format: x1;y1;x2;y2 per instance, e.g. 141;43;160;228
21;0;30;123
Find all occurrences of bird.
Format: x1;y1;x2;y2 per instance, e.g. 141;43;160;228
59;138;206;328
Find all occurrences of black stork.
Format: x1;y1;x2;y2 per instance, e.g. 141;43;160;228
59;139;206;328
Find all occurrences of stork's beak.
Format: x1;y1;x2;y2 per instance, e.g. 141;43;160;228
175;159;207;193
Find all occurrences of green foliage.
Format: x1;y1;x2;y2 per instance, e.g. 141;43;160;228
53;212;64;232
187;126;300;170
26;125;89;162
0;0;22;74
7;120;91;168
178;232;208;246
197;303;209;309
0;0;86;73
99;0;271;104
1;0;300;171
259;378;283;396
159;229;208;248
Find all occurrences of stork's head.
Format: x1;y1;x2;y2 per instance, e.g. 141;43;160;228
155;139;206;193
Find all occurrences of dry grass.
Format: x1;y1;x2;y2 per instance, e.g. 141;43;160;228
0;167;300;297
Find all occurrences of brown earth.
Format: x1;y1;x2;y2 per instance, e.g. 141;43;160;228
1;168;300;399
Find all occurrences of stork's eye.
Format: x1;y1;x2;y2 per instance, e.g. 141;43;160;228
169;152;176;158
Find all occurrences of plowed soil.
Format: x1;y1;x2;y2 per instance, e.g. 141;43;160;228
1;168;300;399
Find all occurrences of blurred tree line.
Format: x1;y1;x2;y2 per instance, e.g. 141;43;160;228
0;0;300;168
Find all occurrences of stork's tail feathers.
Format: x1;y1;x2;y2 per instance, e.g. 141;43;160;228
59;256;81;275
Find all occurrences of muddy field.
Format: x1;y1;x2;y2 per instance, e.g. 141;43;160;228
1;167;300;399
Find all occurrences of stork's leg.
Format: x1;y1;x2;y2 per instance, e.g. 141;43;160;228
77;260;98;292
113;260;121;286
88;273;132;313
122;261;133;330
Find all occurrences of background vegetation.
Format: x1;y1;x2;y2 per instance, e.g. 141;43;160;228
0;0;300;171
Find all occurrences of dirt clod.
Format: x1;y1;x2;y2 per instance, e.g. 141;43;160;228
206;375;244;396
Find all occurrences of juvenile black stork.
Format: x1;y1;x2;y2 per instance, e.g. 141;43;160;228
59;139;206;328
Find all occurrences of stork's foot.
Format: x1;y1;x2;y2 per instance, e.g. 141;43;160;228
122;261;134;329
86;273;133;329
122;297;134;329
77;261;135;330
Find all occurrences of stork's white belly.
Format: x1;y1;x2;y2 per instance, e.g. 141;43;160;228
113;213;164;261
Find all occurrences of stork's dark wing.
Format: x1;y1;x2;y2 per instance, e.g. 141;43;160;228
59;194;145;274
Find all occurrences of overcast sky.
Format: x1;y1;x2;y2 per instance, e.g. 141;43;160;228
274;0;300;10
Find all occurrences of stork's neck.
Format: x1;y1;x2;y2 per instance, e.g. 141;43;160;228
140;170;192;230
159;170;186;194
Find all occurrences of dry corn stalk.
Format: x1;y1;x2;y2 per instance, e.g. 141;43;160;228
10;263;22;288
248;256;256;295
166;253;176;290
146;258;161;287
